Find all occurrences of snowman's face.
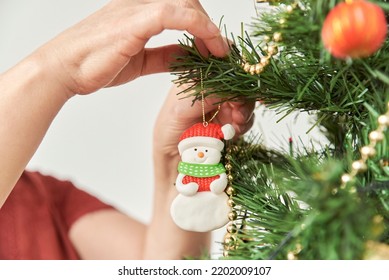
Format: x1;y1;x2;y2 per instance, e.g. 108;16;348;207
181;146;222;164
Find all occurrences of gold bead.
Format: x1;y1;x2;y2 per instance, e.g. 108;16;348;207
352;160;367;172
286;5;293;13
267;45;278;55
223;251;229;257
378;115;389;126
255;63;264;74
225;186;236;196
243;62;251;72
224;233;232;243
260;56;270;66
227;223;237;233
273;32;282;42
223;233;237;250
225;154;233;161
263;35;271;42
227;198;235;207
361;146;376;158
364;241;389;260
287;251;296;260
373;215;384;224
227;174;234;181
341;174;352;184
249;65;256;75
369;131;384;142
279;18;286;25
228;211;237;221
225;163;233;171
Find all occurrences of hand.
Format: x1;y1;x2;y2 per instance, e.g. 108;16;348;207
32;0;229;97
150;84;253;258
153;84;255;160
0;0;229;210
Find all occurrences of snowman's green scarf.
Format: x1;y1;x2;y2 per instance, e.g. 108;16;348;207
178;162;225;178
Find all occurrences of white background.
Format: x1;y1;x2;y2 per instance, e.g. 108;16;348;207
0;260;383;280
0;0;327;256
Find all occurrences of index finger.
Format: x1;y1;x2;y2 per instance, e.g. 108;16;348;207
132;3;230;57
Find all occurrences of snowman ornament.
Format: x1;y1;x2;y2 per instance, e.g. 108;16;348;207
170;122;235;232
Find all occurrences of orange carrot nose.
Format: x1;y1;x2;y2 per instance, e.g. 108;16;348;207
198;152;204;158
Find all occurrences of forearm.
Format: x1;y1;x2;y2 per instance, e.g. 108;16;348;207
143;152;211;259
0;53;70;207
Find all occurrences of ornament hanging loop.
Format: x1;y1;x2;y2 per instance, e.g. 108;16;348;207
200;69;221;127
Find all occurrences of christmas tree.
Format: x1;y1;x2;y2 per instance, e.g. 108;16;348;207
172;0;389;260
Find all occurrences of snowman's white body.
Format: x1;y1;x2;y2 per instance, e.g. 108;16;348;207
170;144;230;232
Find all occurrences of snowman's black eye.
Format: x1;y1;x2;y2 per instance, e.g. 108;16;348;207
194;148;197;151
205;150;208;152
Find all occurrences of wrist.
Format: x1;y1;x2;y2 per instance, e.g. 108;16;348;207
1;54;71;112
28;47;76;101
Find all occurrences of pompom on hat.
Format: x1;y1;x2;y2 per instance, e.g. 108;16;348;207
178;123;235;155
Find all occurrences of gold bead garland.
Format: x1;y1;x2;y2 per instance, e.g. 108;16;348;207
286;103;388;259
241;45;278;76
223;145;239;257
341;102;389;188
241;3;297;75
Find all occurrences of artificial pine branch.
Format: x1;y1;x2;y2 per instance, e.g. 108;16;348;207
172;1;389;141
224;141;380;259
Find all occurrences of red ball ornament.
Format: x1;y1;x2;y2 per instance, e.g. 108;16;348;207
321;0;387;59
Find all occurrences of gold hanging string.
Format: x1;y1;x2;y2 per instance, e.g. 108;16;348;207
200;69;221;127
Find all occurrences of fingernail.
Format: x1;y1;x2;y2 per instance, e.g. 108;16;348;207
239;107;254;123
245;111;255;124
207;22;221;35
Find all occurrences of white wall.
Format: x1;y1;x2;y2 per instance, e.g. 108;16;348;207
0;0;327;257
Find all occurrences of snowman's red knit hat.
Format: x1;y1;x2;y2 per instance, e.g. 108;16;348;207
178;123;235;155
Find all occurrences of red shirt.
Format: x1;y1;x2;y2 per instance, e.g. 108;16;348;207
0;171;112;259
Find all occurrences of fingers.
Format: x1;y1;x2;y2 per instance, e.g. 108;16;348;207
164;84;255;138
140;45;187;76
180;0;209;16
132;3;229;57
194;38;210;57
234;109;255;136
217;101;256;136
230;102;256;126
107;44;188;82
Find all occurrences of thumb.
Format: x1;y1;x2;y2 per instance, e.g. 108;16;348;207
140;44;187;76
